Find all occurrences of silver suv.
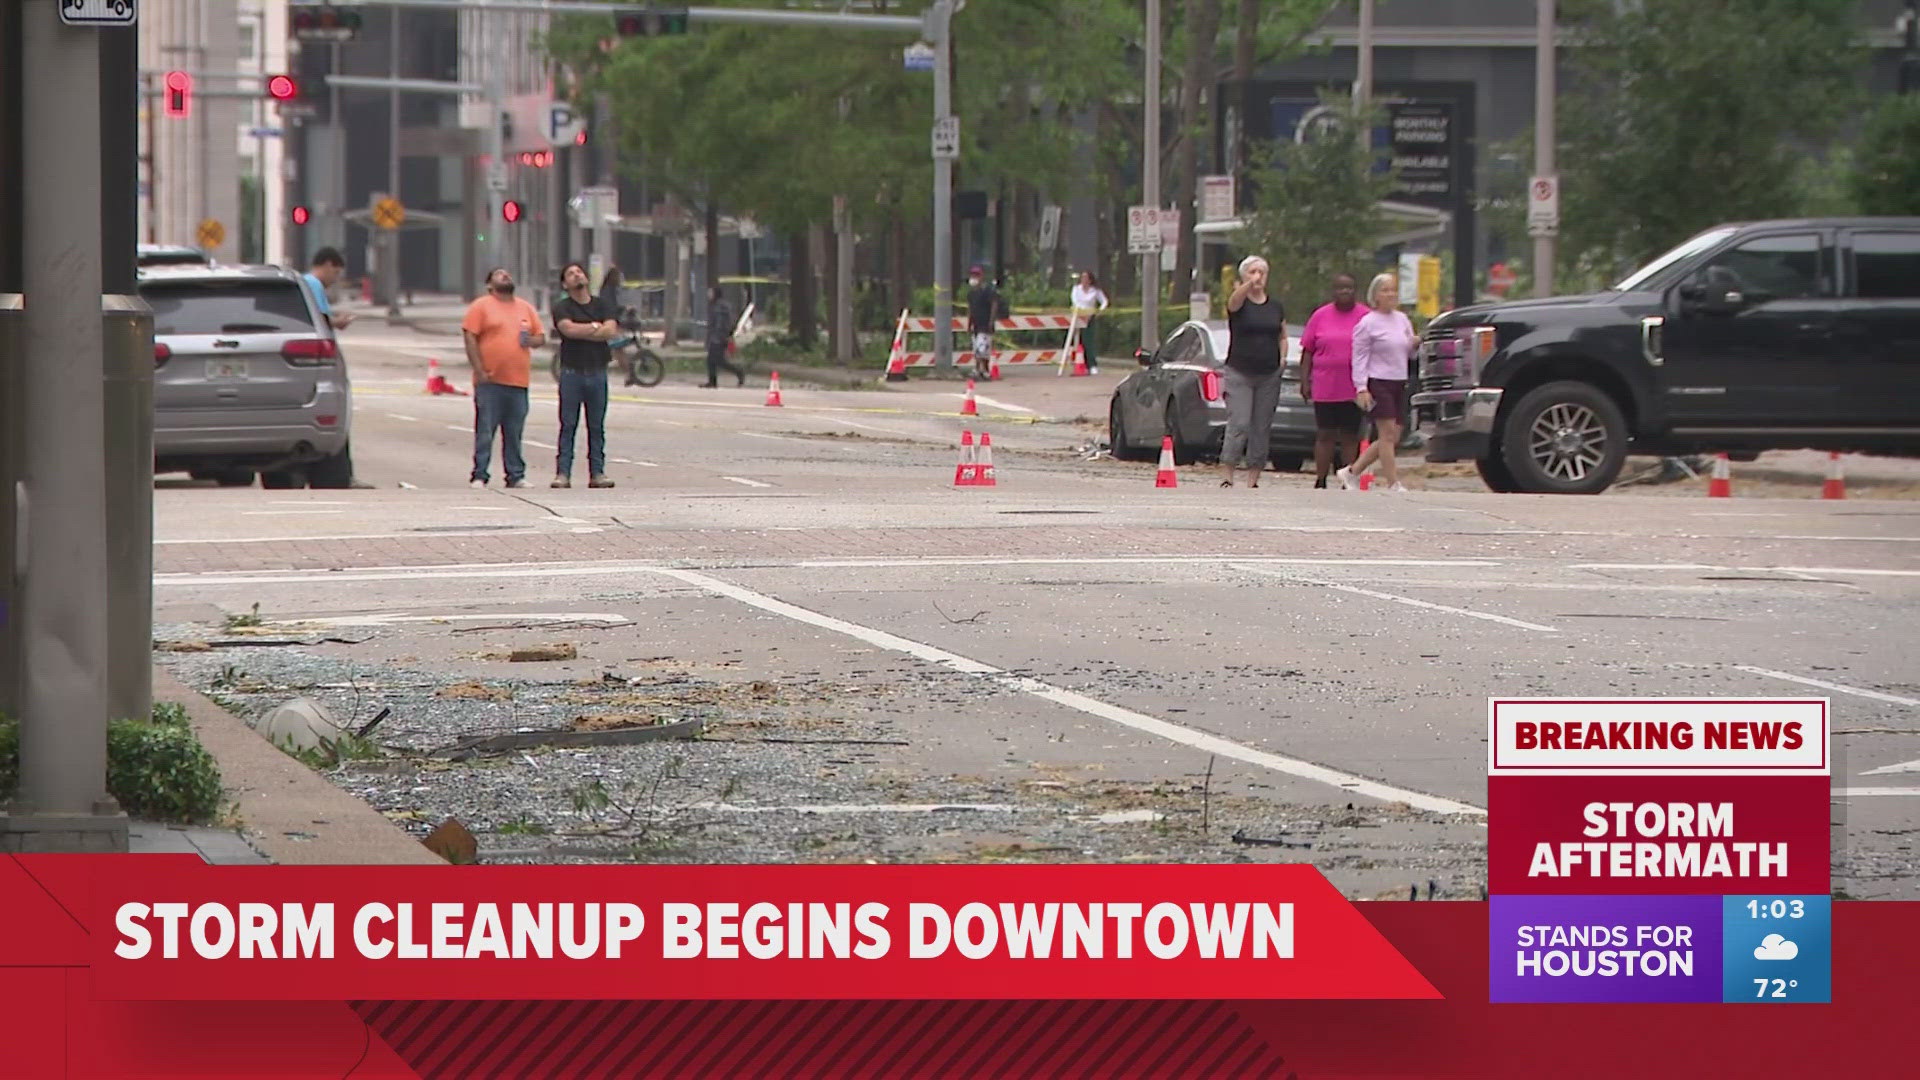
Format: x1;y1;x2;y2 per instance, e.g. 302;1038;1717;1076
139;264;353;488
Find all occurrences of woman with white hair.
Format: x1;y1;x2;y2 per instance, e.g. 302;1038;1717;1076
1336;272;1418;492
1219;254;1288;487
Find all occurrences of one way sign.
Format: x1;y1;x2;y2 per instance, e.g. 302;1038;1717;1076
60;0;138;26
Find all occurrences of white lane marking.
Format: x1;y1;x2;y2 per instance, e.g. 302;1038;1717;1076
970;394;1034;414
1732;666;1920;707
739;431;805;443
652;566;1483;815
1832;787;1920;797
1238;565;1559;633
796;556;1503;569
158;561;666;586
1771;535;1920;543
722;476;773;488
609;457;660;467
386;413;422;422
444;424;467;433
449;505;518;511
1577;563;1920;578
1862;758;1920;777
685;802;1017;815
154;529;539;547
270;500;353;506
239;510;345;516
291;612;631;627
397;482;419;490
1261;526;1405;533
524;438;556;450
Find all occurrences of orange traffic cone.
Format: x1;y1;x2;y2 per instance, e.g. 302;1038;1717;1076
1154;436;1179;488
1708;453;1732;498
960;379;979;416
954;430;977;486
765;370;784;407
988;360;1002;381
1356;439;1374;491
424;358;467;396
1823;452;1846;500
975;433;997;487
1070;343;1090;377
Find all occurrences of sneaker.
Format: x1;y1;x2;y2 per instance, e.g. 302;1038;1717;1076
1384;481;1409;493
505;478;532;489
551;475;571;489
588;475;616;489
469;479;487;489
1334;466;1356;491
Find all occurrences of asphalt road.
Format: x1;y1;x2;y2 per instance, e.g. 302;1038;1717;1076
150;324;1920;899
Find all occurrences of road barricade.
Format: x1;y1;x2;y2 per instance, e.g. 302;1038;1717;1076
883;309;1082;374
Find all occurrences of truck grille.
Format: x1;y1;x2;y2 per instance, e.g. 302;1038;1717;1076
1418;327;1463;394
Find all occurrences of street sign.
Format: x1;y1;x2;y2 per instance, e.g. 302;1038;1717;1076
246;127;283;140
1527;174;1559;237
1126;205;1162;254
372;197;405;231
1158;208;1181;271
487;160;509;193
931;116;959;160
902;42;935;71
572;185;619;226
59;0;137;26
1036;205;1061;253
1199;176;1235;223
195;218;225;250
548;103;584;145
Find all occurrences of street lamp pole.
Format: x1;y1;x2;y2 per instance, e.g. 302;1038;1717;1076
1141;0;1160;351
1533;0;1556;298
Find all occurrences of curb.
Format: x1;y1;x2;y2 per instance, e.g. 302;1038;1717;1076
155;666;443;865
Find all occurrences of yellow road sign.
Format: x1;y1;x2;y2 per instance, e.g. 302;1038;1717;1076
372;197;405;230
195;218;225;249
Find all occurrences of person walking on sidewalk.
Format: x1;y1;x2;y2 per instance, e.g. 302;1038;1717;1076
703;285;744;388
462;267;545;489
1070;270;1109;374
550;262;618;489
1337;273;1418;493
966;266;1001;378
1220;255;1287;488
1298;273;1368;489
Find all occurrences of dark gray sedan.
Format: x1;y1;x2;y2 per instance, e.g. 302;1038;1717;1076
1107;320;1315;468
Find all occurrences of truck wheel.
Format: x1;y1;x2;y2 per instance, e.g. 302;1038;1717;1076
1269;454;1304;473
1475;454;1519;493
1499;381;1628;494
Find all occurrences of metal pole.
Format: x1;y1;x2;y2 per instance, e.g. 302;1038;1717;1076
1901;0;1919;94
1533;0;1556;298
931;0;954;372
386;5;403;315
1141;0;1160;350
4;0;125;851
330;41;345;251
1356;0;1373;106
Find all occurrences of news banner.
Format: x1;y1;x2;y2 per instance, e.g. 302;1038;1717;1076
4;699;1914;1078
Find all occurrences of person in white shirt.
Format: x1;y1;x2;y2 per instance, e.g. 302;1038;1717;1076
1070;271;1110;373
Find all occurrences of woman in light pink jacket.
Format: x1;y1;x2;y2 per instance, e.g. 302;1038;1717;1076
1336;273;1418;492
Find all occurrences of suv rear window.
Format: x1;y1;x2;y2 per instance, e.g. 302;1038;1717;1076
141;281;316;336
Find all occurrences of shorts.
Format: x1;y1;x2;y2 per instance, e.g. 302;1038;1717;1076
971;332;994;362
1313;400;1363;431
1367;378;1407;423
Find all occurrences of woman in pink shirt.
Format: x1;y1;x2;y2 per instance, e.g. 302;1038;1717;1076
1297;273;1369;489
1337;273;1418;492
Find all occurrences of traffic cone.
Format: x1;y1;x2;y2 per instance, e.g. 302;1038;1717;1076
954;430;977;486
765;370;784;407
1356;439;1374;491
975;433;997;487
1708;453;1732;498
1822;452;1846;500
960;379;979;416
988;359;1002;381
424;358;466;396
1070;342;1090;377
1154;436;1179;488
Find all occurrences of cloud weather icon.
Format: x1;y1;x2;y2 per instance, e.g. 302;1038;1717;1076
1754;934;1800;961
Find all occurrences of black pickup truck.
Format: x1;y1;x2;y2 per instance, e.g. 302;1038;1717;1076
1412;218;1920;493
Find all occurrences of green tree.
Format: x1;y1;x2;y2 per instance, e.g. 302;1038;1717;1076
1234;94;1396;323
1849;93;1920;216
1554;0;1863;276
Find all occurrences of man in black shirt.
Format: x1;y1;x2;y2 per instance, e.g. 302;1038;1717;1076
550;262;619;489
965;266;1000;378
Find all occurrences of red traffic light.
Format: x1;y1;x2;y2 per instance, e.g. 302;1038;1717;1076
163;70;191;117
517;151;554;168
266;74;299;101
501;200;524;224
291;205;311;226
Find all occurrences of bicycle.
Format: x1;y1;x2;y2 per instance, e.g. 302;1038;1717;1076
547;306;665;387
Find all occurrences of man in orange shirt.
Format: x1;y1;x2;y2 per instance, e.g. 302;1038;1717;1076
462;267;546;488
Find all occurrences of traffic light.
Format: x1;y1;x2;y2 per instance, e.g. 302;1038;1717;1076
517;151;554;168
290;4;363;42
291;205;311;227
502;200;525;224
163;71;191;118
265;74;299;102
615;6;690;37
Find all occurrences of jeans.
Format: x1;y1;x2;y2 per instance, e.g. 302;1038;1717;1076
1080;316;1099;369
1221;366;1281;469
471;382;529;484
705;342;744;386
555;366;609;477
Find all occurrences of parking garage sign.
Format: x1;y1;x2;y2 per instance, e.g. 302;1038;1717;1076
60;0;138;25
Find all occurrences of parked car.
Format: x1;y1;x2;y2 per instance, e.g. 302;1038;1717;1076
1414;218;1920;493
1108;320;1313;469
137;244;210;268
138;264;354;489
